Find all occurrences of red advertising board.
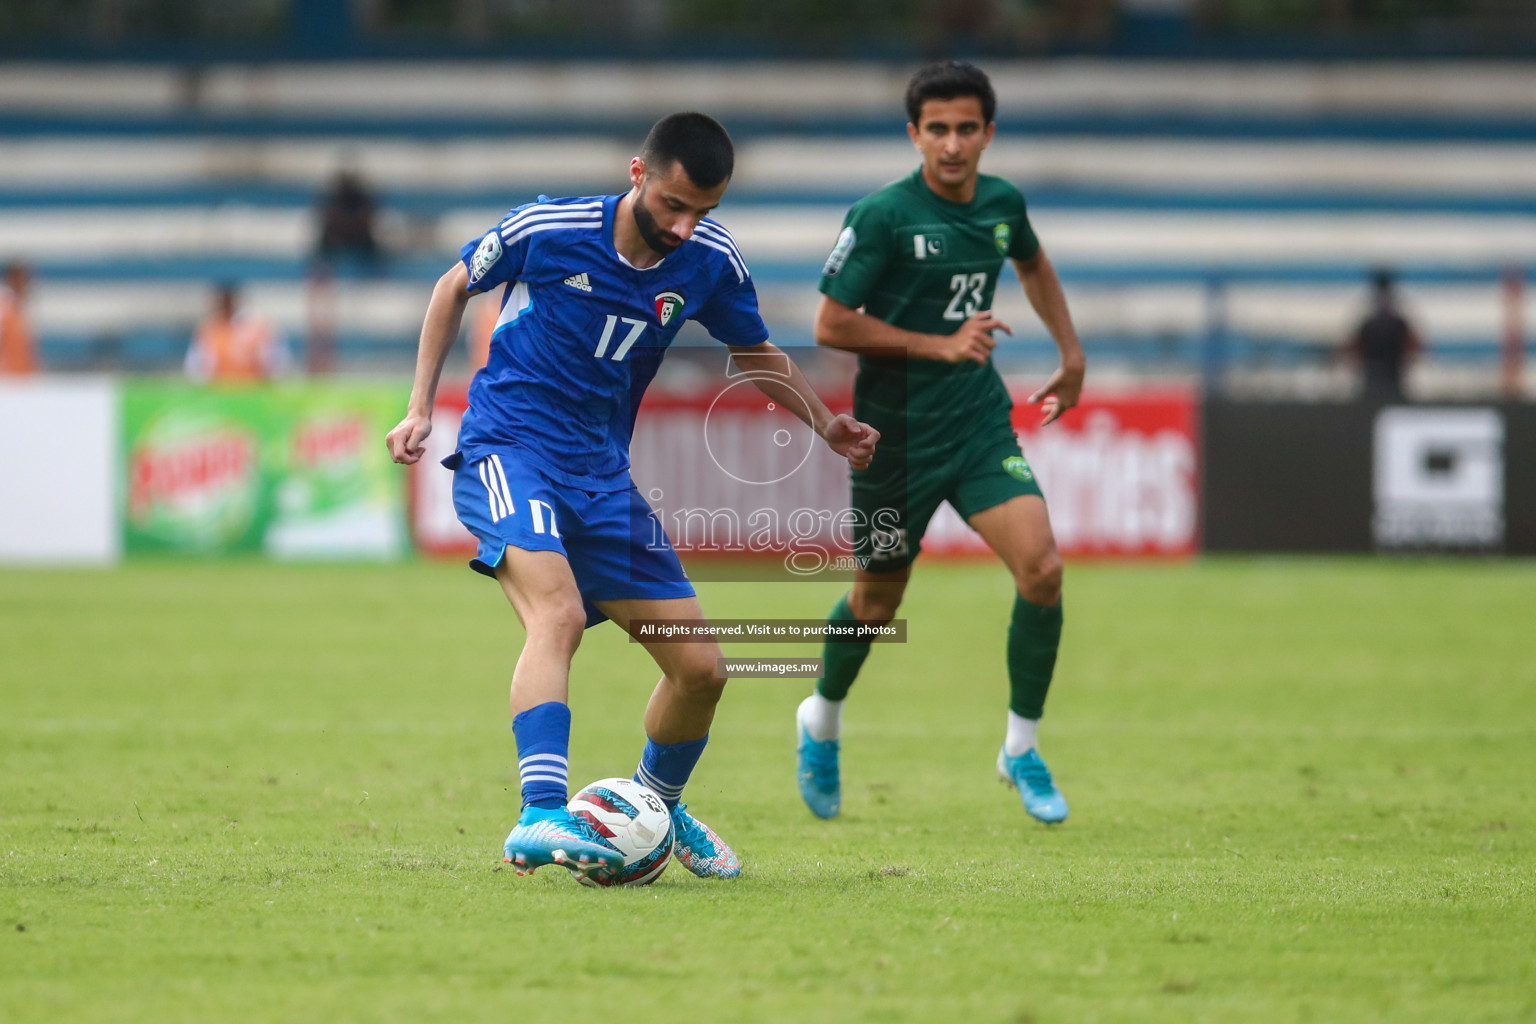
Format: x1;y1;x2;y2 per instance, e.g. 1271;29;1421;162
410;383;475;557
923;390;1200;558
411;385;1199;560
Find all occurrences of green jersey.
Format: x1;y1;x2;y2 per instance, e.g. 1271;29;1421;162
819;167;1040;456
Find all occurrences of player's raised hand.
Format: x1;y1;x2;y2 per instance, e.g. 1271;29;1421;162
1028;359;1086;427
932;310;1010;365
822;413;880;471
386;413;433;465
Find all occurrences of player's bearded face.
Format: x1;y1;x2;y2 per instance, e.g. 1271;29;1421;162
632;183;684;255
629;161;729;257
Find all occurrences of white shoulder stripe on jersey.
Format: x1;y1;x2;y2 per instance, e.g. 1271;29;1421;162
499;211;603;242
696;219;743;255
694;221;750;281
499;199;605;231
502;217;603;249
689;236;746;283
696;221;748;267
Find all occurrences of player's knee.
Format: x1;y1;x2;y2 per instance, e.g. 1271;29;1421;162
672;650;727;702
1016;549;1063;605
849;586;904;624
529;600;588;655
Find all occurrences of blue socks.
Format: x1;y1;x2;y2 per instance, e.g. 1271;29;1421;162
513;701;708;812
634;736;708;809
511;701;570;810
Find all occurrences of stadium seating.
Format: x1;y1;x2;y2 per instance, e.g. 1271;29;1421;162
2;62;1532;382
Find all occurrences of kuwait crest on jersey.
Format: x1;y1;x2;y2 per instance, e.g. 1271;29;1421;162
654;290;684;327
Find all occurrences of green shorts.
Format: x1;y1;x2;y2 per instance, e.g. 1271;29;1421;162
850;427;1044;574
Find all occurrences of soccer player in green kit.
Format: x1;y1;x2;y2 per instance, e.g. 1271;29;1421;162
795;61;1086;824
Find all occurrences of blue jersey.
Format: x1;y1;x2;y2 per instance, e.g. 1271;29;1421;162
454;194;770;491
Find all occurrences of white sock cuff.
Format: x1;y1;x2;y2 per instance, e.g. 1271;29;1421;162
800;693;843;742
1004;710;1039;757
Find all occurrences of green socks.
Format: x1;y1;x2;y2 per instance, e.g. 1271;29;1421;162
813;591;1063;718
1008;594;1063;720
813;594;871;702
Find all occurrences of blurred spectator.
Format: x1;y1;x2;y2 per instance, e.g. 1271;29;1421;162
184;283;291;383
314;168;382;268
1349;269;1423;403
922;0;997;54
0;262;37;375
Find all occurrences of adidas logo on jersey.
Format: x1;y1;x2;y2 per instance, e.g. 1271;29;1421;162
563;273;593;292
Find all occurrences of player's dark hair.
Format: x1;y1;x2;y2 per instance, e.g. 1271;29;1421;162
641;112;734;189
905;60;996;126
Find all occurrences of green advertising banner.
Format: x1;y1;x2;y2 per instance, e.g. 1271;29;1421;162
122;382;408;559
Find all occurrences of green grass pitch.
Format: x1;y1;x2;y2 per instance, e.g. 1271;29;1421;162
2;558;1532;1022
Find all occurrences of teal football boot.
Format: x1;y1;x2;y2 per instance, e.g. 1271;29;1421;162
795;697;841;819
670;804;741;878
503;805;624;880
997;747;1069;824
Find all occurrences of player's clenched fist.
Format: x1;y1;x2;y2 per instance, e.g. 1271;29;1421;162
934;309;1010;365
386;413;433;464
822;413;880;471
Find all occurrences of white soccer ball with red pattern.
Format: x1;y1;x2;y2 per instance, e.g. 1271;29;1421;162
567;778;674;886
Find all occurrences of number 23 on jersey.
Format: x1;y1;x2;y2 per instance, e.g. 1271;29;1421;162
943;272;989;321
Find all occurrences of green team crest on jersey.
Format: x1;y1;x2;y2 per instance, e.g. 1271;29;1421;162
993;223;1011;255
1003;455;1034;481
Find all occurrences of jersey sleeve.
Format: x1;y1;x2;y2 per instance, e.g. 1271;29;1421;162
818;199;892;310
692;271;771;347
458;197;549;293
1009;197;1042;262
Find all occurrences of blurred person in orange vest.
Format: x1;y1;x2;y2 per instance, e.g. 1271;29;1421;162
184;282;291;383
0;261;38;375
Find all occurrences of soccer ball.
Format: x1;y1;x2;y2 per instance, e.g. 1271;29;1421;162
567;778;674;887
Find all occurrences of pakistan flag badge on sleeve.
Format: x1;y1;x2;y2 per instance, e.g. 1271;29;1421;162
993;223;1011;255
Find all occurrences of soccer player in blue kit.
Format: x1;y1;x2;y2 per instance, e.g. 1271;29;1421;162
386;113;879;883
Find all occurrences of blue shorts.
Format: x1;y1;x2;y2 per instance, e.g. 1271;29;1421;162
447;447;695;627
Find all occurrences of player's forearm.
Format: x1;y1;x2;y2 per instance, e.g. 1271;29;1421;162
1016;252;1085;368
406;267;472;416
814;295;941;360
728;342;835;436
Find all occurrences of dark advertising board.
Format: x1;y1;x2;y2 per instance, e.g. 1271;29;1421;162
1204;401;1536;555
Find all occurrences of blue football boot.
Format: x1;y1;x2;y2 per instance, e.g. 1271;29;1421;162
670;804;742;878
795;696;841;819
997;747;1069;824
503;805;624;880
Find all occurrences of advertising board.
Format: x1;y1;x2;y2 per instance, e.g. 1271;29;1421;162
413;384;1200;565
123;382;408;559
